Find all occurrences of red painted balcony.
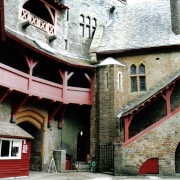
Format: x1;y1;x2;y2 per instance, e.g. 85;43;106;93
0;63;92;105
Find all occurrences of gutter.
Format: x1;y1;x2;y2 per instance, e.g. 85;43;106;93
98;44;180;55
0;0;5;42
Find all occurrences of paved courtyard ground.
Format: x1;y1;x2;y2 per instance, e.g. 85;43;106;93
1;171;180;180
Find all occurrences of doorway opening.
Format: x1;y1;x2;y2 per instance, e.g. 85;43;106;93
175;142;180;173
18;122;43;171
139;158;159;174
77;130;89;162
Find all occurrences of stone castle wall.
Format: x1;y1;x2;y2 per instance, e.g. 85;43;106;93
91;50;180;155
4;0;119;58
117;110;180;175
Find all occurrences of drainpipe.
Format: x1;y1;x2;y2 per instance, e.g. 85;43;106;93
0;0;5;42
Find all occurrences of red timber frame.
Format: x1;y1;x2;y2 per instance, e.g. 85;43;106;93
0;0;5;42
122;76;180;144
0;34;93;129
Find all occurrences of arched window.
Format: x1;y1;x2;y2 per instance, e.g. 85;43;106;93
22;1;54;24
139;64;146;91
139;64;145;74
80;15;85;37
79;15;97;38
86;16;90;24
92;18;97;26
80;14;84;23
92;18;97;38
21;0;56;35
130;64;146;92
85;16;91;38
130;64;137;92
131;64;136;75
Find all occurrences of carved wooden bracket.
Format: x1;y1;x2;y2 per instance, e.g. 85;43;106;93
11;95;29;123
0;88;12;103
58;105;68;129
48;103;62;127
123;114;134;142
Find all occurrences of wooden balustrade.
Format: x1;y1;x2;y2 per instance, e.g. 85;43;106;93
0;63;92;105
21;8;55;35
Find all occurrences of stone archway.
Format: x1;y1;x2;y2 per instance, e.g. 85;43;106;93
175;142;180;173
133;153;159;175
170;134;180;174
16;108;46;171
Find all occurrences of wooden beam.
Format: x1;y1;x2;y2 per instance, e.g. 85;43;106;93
162;84;175;115
0;88;12;103
11;95;29;123
0;0;5;42
124;114;134;142
48;103;62;127
58;105;68;129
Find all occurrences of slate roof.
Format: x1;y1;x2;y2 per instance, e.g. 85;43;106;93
97;57;126;66
5;27;94;69
0;122;34;139
97;0;180;53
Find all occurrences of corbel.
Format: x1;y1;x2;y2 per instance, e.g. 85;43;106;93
48;35;57;42
162;84;175;115
10;95;29;123
0;88;12;103
22;20;30;29
48;103;62;127
123;114;134;142
58;105;68;129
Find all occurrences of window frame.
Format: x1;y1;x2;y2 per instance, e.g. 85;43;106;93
117;72;123;92
0;138;22;160
79;15;97;39
130;64;146;92
105;73;109;90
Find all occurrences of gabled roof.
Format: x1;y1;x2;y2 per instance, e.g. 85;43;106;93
97;0;180;53
0;122;34;139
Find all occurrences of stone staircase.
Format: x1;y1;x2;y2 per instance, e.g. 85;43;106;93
73;161;90;171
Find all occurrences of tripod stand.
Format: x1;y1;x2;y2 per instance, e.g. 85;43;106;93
48;154;57;173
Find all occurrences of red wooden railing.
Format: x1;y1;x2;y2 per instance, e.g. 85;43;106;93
21;8;55;35
0;63;92;105
124;107;180;147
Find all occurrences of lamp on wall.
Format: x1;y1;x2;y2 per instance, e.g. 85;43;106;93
48;35;57;42
80;130;83;136
22;20;30;29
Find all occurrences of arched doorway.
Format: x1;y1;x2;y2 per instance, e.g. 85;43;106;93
23;0;54;25
18;122;43;171
77;130;89;162
16;109;45;171
139;158;159;174
175;142;180;173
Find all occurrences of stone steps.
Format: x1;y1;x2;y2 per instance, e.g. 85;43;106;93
73;161;91;171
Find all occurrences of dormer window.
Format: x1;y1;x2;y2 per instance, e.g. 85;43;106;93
20;0;57;35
